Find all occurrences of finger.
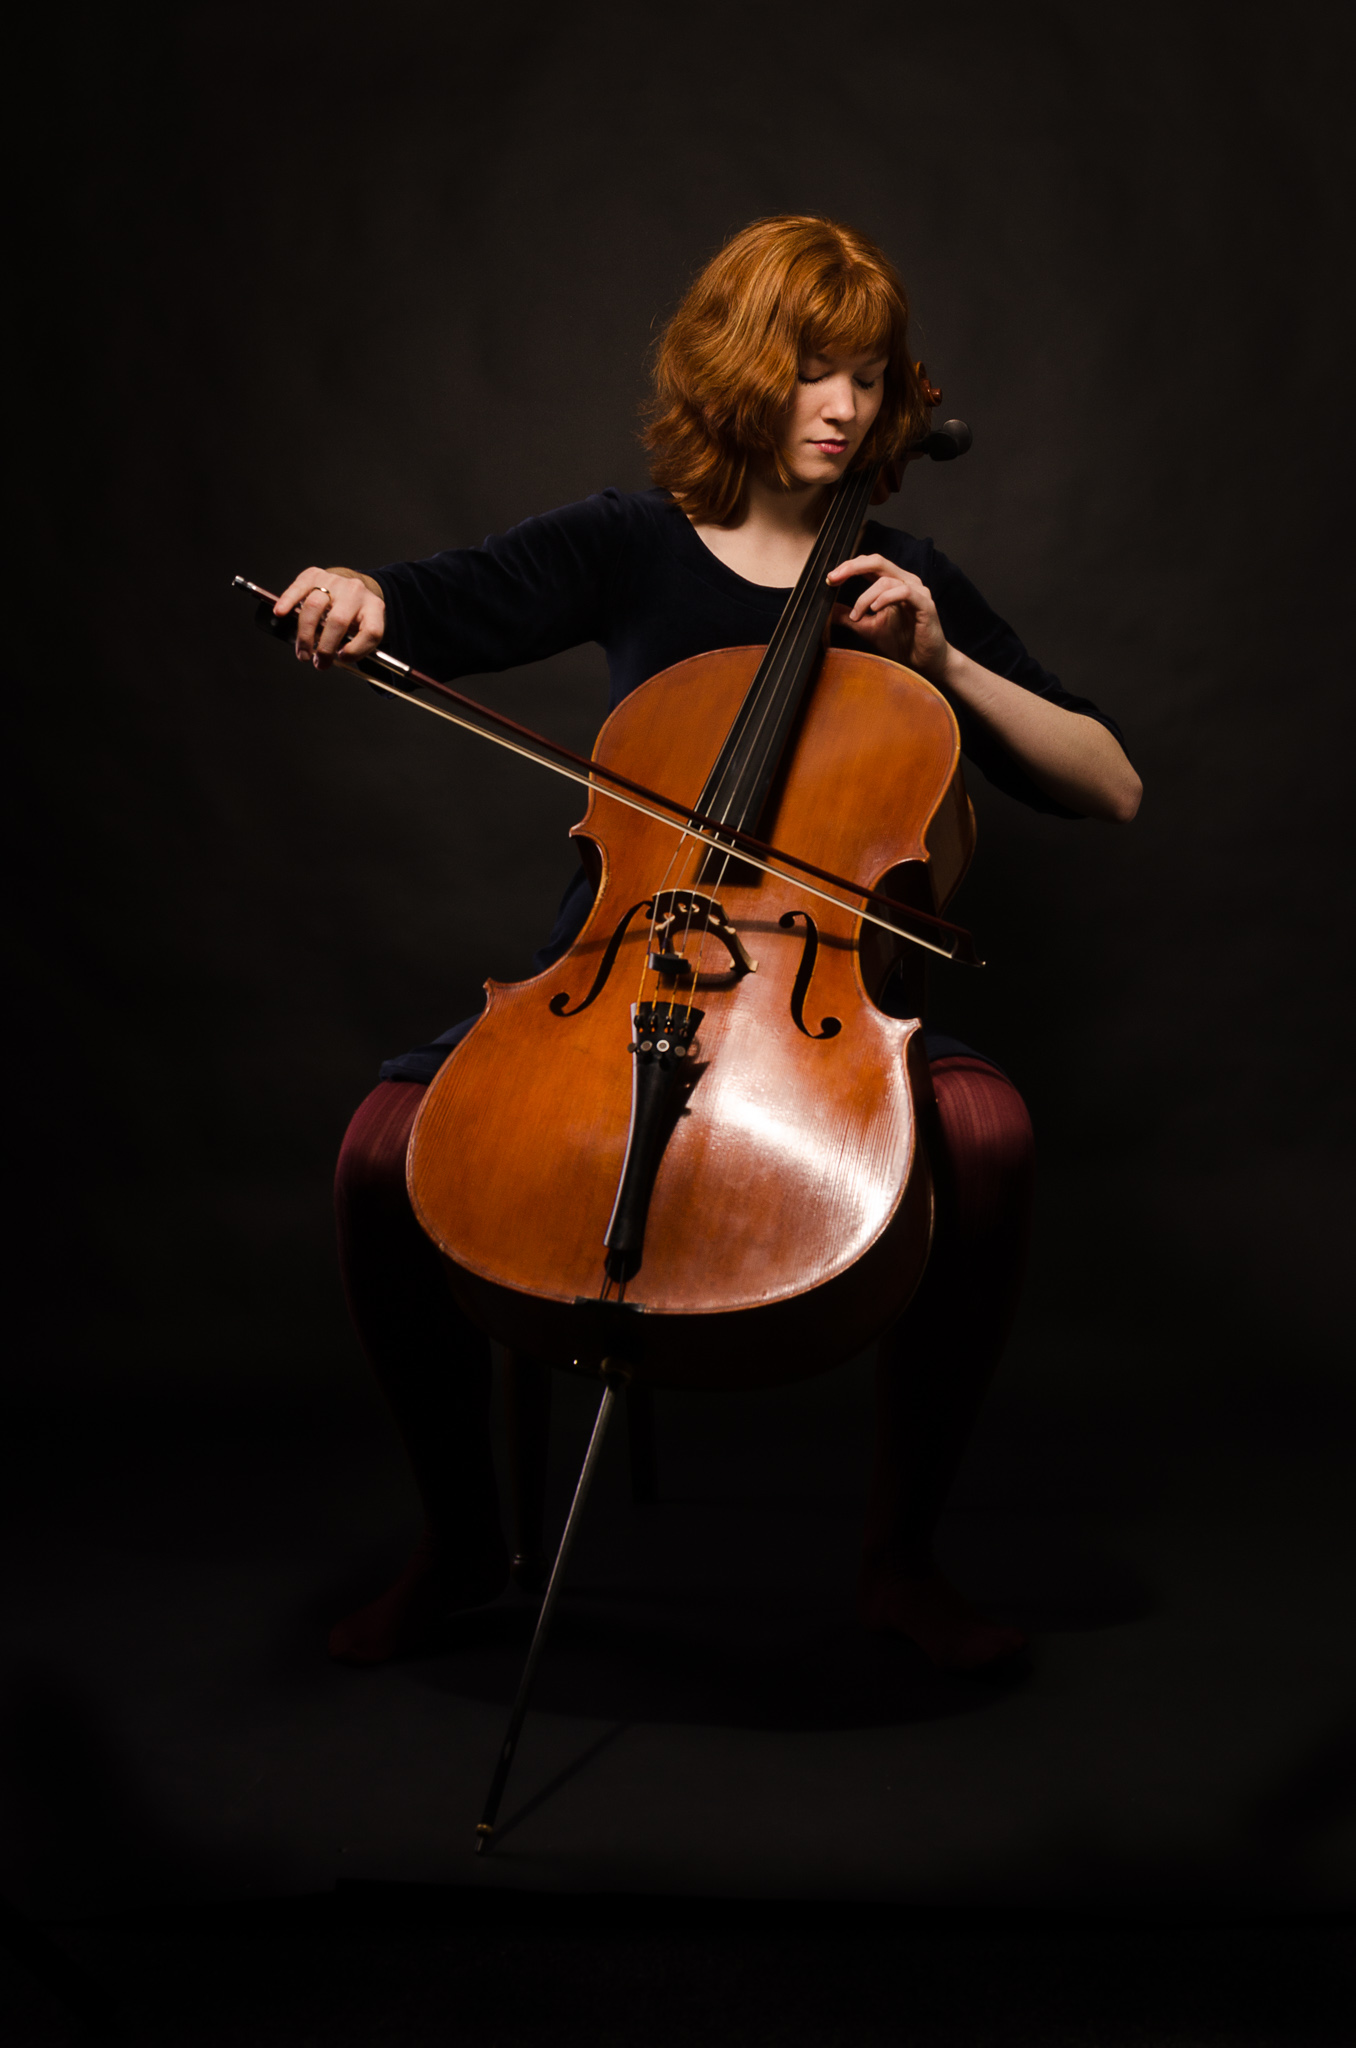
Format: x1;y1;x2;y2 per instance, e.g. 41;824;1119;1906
823;552;909;585
341;608;385;660
274;568;327;615
333;610;383;659
318;592;387;668
832;600;887;637
316;591;364;661
332;620;378;660
826;553;893;585
848;577;910;622
831;555;926;591
293;584;336;659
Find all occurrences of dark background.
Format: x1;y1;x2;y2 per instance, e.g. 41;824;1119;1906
15;0;1354;1400
6;0;1356;2025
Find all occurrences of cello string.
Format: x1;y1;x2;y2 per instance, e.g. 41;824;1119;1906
678;464;878;979
637;829;719;1024
635;818;715;1013
709;461;869;803
726;464;876;822
678;475;860;935
640;460;887;1018
693;464;875;839
678;491;837;836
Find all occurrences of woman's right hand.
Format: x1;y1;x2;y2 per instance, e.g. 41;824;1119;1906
274;566;386;668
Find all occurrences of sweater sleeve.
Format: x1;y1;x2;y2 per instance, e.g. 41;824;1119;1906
370;489;635;679
922;544;1126;818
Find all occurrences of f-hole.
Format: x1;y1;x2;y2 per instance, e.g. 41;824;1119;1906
779;911;841;1040
549;899;654;1017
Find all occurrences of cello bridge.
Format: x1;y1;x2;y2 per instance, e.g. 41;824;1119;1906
648;891;757;979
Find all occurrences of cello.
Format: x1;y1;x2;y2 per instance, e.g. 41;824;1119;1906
406;445;978;1387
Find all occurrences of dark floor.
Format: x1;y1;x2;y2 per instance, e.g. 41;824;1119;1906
4;1888;1355;2046
5;1320;1356;1926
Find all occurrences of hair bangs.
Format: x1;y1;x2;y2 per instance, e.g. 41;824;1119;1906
802;270;897;365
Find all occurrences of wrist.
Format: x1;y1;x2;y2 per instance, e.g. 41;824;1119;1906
935;643;994;709
924;639;961;691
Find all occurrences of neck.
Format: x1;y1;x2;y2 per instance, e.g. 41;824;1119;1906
736;470;833;539
687;466;851;591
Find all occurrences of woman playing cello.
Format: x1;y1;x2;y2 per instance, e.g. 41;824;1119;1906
276;216;1141;1675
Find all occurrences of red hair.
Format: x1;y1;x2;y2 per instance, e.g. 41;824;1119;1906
645;216;928;526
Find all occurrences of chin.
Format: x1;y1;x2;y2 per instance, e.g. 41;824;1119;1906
791;458;848;489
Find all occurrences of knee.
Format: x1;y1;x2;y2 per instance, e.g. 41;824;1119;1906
929;1058;1035;1235
335;1080;427;1221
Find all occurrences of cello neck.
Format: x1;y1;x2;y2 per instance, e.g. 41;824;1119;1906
693;462;881;853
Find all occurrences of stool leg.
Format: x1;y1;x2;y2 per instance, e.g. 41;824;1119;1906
504;1352;552;1592
626;1382;658;1503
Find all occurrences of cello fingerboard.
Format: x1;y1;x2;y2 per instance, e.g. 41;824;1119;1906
694;461;879;868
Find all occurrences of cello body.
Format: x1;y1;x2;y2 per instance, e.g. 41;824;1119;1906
406;639;974;1389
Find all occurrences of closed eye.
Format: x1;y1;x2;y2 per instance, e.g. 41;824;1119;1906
797;366;885;389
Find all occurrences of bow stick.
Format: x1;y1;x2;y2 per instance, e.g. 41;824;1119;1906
234;576;982;968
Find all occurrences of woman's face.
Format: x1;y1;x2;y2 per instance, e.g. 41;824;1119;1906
778;345;888;488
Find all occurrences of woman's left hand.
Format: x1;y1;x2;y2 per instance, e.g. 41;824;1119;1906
825;554;949;682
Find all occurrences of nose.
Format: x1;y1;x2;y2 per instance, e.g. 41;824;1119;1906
819;375;859;425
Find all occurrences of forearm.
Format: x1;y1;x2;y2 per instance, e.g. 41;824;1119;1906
939;647;1142;822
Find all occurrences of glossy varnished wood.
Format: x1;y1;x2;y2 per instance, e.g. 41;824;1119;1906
407;646;971;1388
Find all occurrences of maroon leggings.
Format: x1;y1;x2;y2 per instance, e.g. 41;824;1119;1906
334;1057;1034;1571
